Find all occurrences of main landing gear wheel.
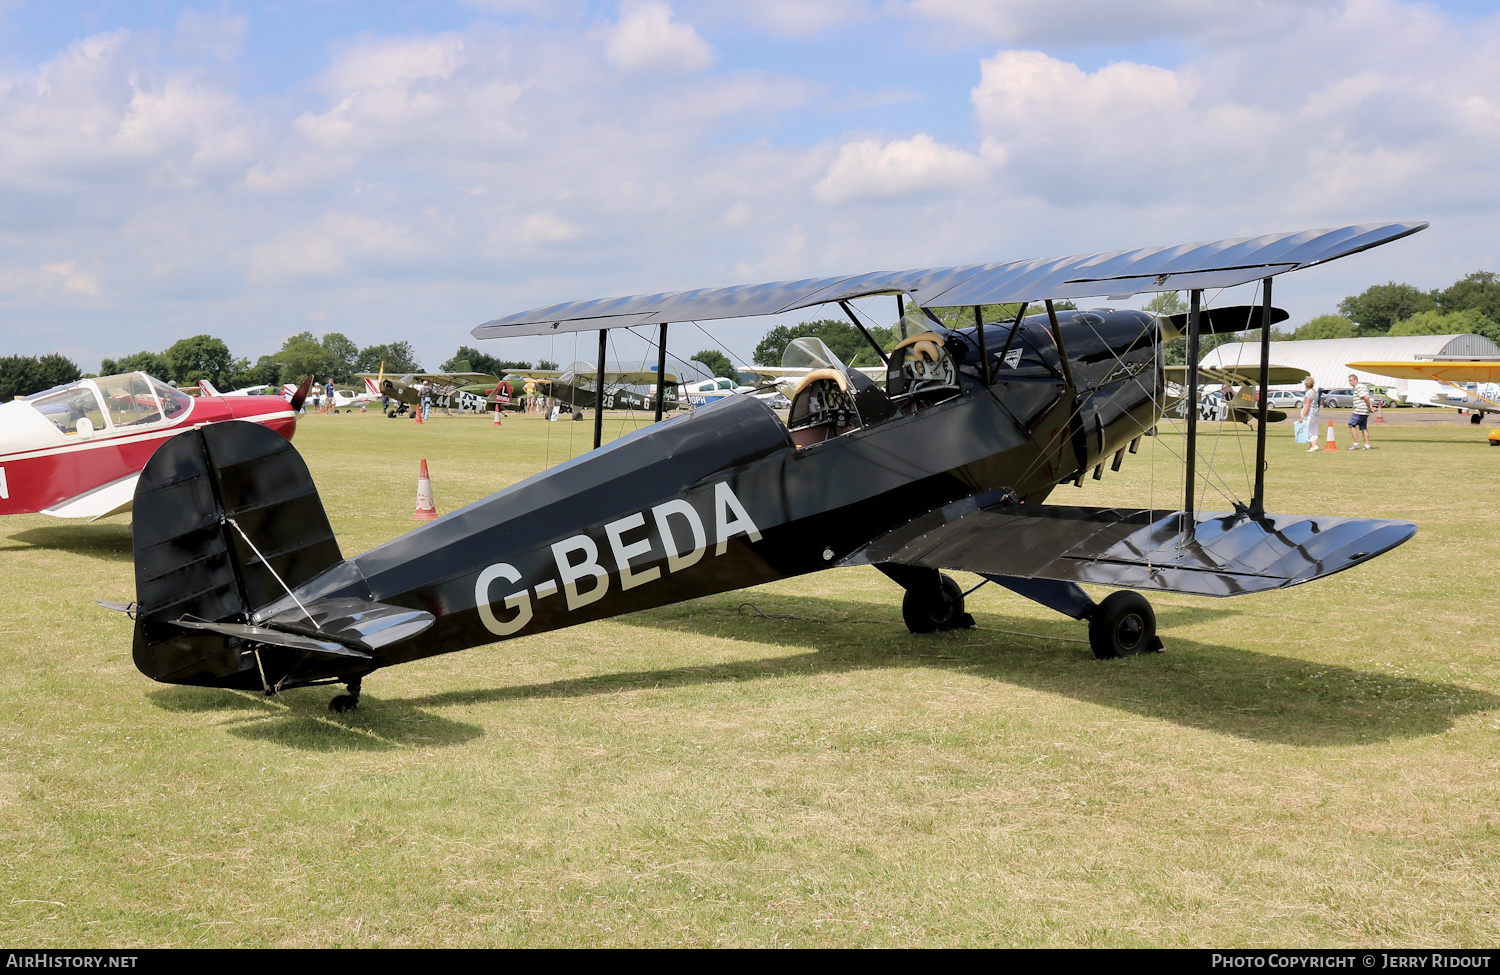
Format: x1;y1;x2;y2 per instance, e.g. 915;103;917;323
1471;413;1483;425
1088;590;1162;659
901;573;975;634
329;677;362;713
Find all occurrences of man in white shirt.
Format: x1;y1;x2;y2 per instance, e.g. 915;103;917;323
1346;373;1377;449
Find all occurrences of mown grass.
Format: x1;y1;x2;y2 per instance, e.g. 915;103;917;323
1;408;1497;947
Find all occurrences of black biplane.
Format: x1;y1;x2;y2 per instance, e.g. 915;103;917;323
114;223;1425;711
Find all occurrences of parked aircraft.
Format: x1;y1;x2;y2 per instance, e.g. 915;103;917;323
113;223;1424;711
1347;360;1500;426
357;369;499;417
1164;364;1309;424
2;373;309;520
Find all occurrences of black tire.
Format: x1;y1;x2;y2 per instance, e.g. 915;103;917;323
573;409;585;421
1089;590;1159;659
1471;413;1483;425
329;694;358;713
901;573;972;633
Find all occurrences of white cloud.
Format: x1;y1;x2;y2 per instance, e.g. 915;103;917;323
520;213;583;243
0;3;1497;372
171;10;247;62
605;2;713;74
969;1;1500;217
737;0;871;38
0;261;101;298
815;134;990;204
903;0;1336;44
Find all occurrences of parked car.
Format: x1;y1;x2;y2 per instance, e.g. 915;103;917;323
1322;387;1389;410
1266;390;1303;410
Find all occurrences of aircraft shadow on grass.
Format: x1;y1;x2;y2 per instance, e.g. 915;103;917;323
7;525;133;561
401;594;1496;749
148;686;483;752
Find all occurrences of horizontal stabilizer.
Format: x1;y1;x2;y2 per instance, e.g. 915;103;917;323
1160;304;1289;337
255;597;435;652
845;495;1416;598
172;618;373;659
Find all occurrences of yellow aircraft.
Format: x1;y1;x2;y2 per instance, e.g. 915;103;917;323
1348;359;1500;441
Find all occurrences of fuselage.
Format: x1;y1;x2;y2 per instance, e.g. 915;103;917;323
0;372;296;516
229;309;1162;687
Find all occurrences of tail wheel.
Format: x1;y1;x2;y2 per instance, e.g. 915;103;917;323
902;573;974;633
1088;590;1160;659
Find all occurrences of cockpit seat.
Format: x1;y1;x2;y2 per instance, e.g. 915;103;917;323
886;330;959;404
787;367;895;447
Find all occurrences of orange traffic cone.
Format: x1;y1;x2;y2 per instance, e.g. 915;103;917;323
1324;419;1338;450
411;459;438;521
413;403;423;425
492;403;502;426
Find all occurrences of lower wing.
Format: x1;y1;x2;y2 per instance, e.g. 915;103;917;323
844;493;1415;597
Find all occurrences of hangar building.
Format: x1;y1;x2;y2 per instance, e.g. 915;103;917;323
1201;333;1500;404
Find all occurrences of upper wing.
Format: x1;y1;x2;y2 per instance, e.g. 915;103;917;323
40;472;138;521
474;222;1426;338
843;493;1416;598
1347;360;1500;383
420;372;499;385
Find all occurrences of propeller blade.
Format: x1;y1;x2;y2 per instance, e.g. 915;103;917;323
289;375;314;412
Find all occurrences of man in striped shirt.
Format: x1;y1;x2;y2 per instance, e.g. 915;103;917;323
1347;373;1376;449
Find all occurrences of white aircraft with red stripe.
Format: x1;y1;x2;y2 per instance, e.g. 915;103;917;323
0;372;309;520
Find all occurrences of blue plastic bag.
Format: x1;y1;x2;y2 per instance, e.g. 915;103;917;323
1294;419;1309;444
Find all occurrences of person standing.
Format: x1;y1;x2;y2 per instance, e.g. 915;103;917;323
1300;376;1321;452
420;381;432;421
1347;373;1376;449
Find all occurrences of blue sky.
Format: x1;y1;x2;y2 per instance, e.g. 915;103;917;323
0;0;1497;372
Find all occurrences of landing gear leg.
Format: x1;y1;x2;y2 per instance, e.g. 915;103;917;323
329;676;362;713
881;565;975;633
1088;591;1163;659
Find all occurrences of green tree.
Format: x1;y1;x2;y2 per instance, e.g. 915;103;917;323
440;345;531;377
1388;308;1500;343
100;350;170;377
924;301;1076;333
1435;271;1500;323
162;335;233;387
244;355;284;388
752;319;899;368
1142;292;1186;316
1293;314;1359;341
690;349;735;379
276;337;342;385
355;341;421;375
1337;282;1435;335
0;354;82;399
537;359;559;371
321;333;360;384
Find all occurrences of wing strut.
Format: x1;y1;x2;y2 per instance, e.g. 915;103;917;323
1184;289;1202;532
594;328;607;450
838;300;890;366
653;322;669;423
1251;276;1274;516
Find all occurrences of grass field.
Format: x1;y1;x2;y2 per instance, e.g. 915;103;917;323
2;407;1497;947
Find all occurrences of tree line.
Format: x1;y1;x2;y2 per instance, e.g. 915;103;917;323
6;273;1495;401
1289;271;1500;343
